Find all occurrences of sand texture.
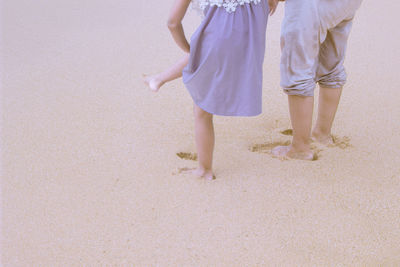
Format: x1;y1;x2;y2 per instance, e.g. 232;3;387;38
2;0;400;266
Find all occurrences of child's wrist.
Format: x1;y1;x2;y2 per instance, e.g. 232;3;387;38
183;44;190;53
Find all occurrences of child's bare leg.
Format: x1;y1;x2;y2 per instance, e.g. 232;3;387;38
272;95;314;160
143;54;189;92
193;104;215;180
312;86;342;145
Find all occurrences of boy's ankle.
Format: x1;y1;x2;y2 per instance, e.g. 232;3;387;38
312;128;331;138
290;142;311;154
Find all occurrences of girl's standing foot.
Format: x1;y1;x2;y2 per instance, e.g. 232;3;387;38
177;105;216;180
192;168;215;180
194;104;215;180
178;167;216;180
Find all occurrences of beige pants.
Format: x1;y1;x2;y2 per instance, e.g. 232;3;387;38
280;0;362;96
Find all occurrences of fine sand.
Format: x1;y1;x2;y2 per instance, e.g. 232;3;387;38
2;0;400;266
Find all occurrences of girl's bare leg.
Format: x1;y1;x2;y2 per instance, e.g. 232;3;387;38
143;54;189;92
193;104;215;180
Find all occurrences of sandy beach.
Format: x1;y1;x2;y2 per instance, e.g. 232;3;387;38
2;0;400;265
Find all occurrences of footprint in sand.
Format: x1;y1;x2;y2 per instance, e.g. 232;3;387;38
250;141;291;154
331;135;352;149
172;167;193;176
176;152;198;161
280;129;293;136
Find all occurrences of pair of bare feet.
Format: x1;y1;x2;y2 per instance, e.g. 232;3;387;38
272;131;334;161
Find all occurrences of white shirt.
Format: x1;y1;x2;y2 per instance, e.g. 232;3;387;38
192;0;261;14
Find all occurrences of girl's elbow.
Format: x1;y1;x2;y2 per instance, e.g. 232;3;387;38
167;19;180;30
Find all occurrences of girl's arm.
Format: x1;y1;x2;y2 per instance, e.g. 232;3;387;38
167;0;191;53
268;0;279;15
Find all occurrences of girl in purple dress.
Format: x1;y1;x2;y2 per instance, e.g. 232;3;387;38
145;0;278;180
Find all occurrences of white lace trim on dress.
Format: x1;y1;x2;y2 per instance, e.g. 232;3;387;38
192;0;261;14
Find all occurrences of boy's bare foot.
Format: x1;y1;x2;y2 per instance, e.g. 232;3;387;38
178;167;216;180
311;131;334;146
142;74;164;92
271;145;317;161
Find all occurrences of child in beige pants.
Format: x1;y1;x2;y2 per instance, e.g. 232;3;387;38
273;0;363;160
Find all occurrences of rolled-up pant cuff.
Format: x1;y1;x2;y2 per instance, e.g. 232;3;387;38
317;66;347;89
318;80;346;89
283;84;316;97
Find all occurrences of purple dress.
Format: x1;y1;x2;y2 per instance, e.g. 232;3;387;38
182;0;269;116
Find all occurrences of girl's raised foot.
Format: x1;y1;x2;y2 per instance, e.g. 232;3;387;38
142;74;164;92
